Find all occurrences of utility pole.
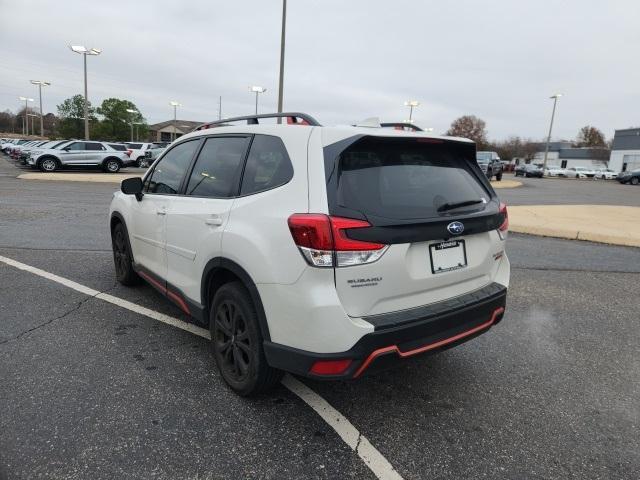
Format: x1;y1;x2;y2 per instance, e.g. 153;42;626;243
542;94;562;173
277;0;287;122
218;96;222;120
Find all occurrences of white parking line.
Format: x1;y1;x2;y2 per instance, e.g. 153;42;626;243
0;254;404;480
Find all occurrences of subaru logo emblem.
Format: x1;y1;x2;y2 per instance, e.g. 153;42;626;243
447;221;465;235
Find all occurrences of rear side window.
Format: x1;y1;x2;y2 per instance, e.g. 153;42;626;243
85;142;104;151
331;137;489;221
127;143;143;149
145;140;199;194
108;144;127;151
185;136;250;197
240;135;293;195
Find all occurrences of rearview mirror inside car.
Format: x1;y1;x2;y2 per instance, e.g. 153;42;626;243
121;177;143;201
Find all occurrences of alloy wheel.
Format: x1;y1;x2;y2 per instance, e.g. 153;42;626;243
214;300;251;382
113;228;129;277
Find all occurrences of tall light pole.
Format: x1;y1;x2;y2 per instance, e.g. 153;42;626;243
277;0;287;122
30;80;50;137
169;101;181;141
404;100;420;122
126;108;137;142
250;86;266;115
542;94;563;173
18;96;34;135
69;45;101;140
27;113;38;135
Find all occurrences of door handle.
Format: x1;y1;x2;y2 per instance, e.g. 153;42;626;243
205;216;223;226
156;209;166;216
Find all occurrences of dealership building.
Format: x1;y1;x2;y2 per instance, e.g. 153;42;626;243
531;142;609;169
608;128;640;172
148;120;203;142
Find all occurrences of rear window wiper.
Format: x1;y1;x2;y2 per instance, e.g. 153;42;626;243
437;199;484;212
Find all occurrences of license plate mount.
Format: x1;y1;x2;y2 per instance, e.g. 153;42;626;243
429;240;467;274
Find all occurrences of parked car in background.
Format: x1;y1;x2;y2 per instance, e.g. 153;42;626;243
125;142;154;167
143;145;167;164
593;168;617;180
565;166;597;178
544;165;567;177
29;140;130;173
616;169;640;185
152;141;171;148
515;164;543;178
476;151;503;181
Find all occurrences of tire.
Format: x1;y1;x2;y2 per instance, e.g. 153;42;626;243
631;177;639;185
136;157;145;168
495;171;503;181
39;157;59;172
525;172;530;178
111;222;140;286
210;281;283;396
103;158;121;173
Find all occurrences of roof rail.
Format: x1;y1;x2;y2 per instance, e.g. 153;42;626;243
193;112;321;132
380;122;424;132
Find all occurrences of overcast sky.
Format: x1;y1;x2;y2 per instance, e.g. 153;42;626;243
0;0;638;141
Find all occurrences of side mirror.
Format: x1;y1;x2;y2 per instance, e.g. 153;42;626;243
121;177;144;201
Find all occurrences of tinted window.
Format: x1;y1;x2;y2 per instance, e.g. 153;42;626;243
240;135;293;195
66;142;85;151
185;136;250;197
333;137;489;221
108;144;127;151
85;142;104;151
145;140;199;194
127;143;143;149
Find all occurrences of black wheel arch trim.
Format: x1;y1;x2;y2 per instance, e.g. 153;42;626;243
201;258;271;341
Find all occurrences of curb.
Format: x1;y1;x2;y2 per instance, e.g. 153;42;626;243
18;173;141;184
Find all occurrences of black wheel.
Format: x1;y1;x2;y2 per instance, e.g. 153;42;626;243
111;222;140;286
136;157;146;168
525;172;530;178
495;171;503;181
39;157;58;172
103;158;121;173
210;282;282;396
631;177;639;185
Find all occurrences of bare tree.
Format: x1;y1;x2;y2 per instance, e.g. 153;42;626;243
446;115;488;148
576;125;606;147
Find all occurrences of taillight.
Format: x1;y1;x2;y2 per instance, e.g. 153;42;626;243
126;149;132;158
498;202;509;240
287;214;388;267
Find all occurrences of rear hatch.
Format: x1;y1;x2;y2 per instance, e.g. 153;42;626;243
324;135;505;318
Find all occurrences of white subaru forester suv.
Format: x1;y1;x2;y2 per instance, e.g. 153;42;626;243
109;113;510;396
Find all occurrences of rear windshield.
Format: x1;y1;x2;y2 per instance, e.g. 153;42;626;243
333;137;490;221
127;143;143;149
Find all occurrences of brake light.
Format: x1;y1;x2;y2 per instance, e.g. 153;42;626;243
498;202;509;240
126;149;132;158
288;214;388;267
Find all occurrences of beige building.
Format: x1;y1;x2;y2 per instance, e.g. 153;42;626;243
148;120;204;142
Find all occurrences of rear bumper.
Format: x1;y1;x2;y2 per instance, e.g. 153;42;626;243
264;283;507;379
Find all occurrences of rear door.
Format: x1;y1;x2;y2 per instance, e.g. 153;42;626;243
84;142;106;164
326;135;505;317
165;135;250;302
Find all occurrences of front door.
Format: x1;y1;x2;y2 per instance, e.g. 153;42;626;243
59;141;87;165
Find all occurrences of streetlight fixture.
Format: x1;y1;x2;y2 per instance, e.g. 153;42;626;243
277;0;287;121
126;108;138;142
169;101;181;141
542;93;563;173
18;96;34;135
30;80;50;137
68;45;101;140
249;86;266;115
404;100;420;121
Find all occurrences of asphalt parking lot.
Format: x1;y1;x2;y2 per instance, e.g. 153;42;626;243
1;160;639;479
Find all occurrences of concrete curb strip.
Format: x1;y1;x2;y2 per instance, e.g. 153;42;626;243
509;205;640;248
18;172;141;183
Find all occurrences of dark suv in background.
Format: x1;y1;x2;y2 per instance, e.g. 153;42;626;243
476;151;503;181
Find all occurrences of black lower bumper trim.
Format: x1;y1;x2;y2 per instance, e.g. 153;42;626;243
263;284;507;379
